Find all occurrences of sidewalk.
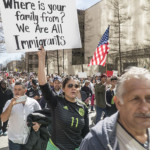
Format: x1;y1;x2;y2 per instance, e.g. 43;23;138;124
0;135;8;150
0;110;96;150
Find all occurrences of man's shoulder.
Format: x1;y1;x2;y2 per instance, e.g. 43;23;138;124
26;97;38;104
80;124;105;150
26;97;41;109
2;99;12;112
5;99;12;105
81;113;119;148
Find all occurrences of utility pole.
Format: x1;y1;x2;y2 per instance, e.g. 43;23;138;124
57;50;60;75
63;49;64;74
82;64;84;72
46;51;48;75
28;53;29;73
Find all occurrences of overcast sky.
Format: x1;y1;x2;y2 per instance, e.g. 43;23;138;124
76;0;100;9
0;0;101;65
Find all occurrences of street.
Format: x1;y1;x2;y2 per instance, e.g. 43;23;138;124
0;110;96;150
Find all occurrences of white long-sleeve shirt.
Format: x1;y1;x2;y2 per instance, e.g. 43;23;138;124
3;97;41;144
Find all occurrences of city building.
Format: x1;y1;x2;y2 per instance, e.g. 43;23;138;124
84;0;150;75
6;55;25;72
7;60;22;72
19;0;150;75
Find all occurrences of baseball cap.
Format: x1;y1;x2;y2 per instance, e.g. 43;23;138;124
32;79;38;86
53;76;62;82
85;80;90;84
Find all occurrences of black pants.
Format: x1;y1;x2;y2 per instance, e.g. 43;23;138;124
0;118;8;133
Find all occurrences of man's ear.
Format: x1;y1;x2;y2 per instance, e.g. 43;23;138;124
114;96;123;111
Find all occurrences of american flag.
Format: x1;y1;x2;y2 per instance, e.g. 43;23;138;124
88;26;110;66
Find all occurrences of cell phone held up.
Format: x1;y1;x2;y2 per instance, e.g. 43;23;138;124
16;95;27;103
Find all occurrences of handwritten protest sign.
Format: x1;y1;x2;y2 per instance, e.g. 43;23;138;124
95;72;101;77
113;70;118;76
78;72;87;79
0;0;81;52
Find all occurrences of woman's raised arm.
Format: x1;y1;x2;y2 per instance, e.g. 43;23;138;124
37;46;47;85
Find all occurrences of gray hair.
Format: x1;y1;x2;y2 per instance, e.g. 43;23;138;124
115;67;150;104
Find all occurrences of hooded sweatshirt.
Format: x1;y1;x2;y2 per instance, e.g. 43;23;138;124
79;113;120;150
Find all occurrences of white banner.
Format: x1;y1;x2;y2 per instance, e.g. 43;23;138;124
78;72;87;78
95;72;101;76
0;0;82;53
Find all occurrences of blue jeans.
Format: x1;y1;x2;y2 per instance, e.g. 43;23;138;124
9;140;23;150
96;106;106;123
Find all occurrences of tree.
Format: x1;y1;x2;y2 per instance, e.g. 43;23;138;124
107;0;131;74
46;50;64;75
140;0;150;48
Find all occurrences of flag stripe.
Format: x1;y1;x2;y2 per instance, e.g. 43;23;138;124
88;27;109;67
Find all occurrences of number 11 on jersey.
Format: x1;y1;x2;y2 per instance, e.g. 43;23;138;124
71;117;79;128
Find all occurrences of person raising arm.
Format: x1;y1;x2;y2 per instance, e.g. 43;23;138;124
37;46;89;150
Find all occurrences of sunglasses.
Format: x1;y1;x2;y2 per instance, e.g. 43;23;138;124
67;84;79;89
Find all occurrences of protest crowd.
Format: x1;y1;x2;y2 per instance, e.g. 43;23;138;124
0;1;150;149
0;47;150;150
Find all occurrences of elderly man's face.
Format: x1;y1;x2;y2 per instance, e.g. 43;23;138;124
116;79;150;130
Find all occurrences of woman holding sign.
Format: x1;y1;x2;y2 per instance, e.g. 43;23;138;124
37;46;89;150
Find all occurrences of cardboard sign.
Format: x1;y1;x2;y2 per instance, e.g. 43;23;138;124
78;72;87;78
0;0;81;52
113;70;118;76
95;72;101;76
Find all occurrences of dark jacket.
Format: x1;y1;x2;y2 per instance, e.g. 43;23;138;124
22;109;51;150
0;87;13;114
80;91;88;102
79;112;120;150
95;82;106;108
106;88;117;116
81;86;92;98
26;87;41;99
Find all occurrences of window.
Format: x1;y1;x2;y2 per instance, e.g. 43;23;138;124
107;64;113;71
72;49;84;65
29;55;32;60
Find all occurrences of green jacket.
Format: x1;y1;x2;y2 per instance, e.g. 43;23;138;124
95;82;106;108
